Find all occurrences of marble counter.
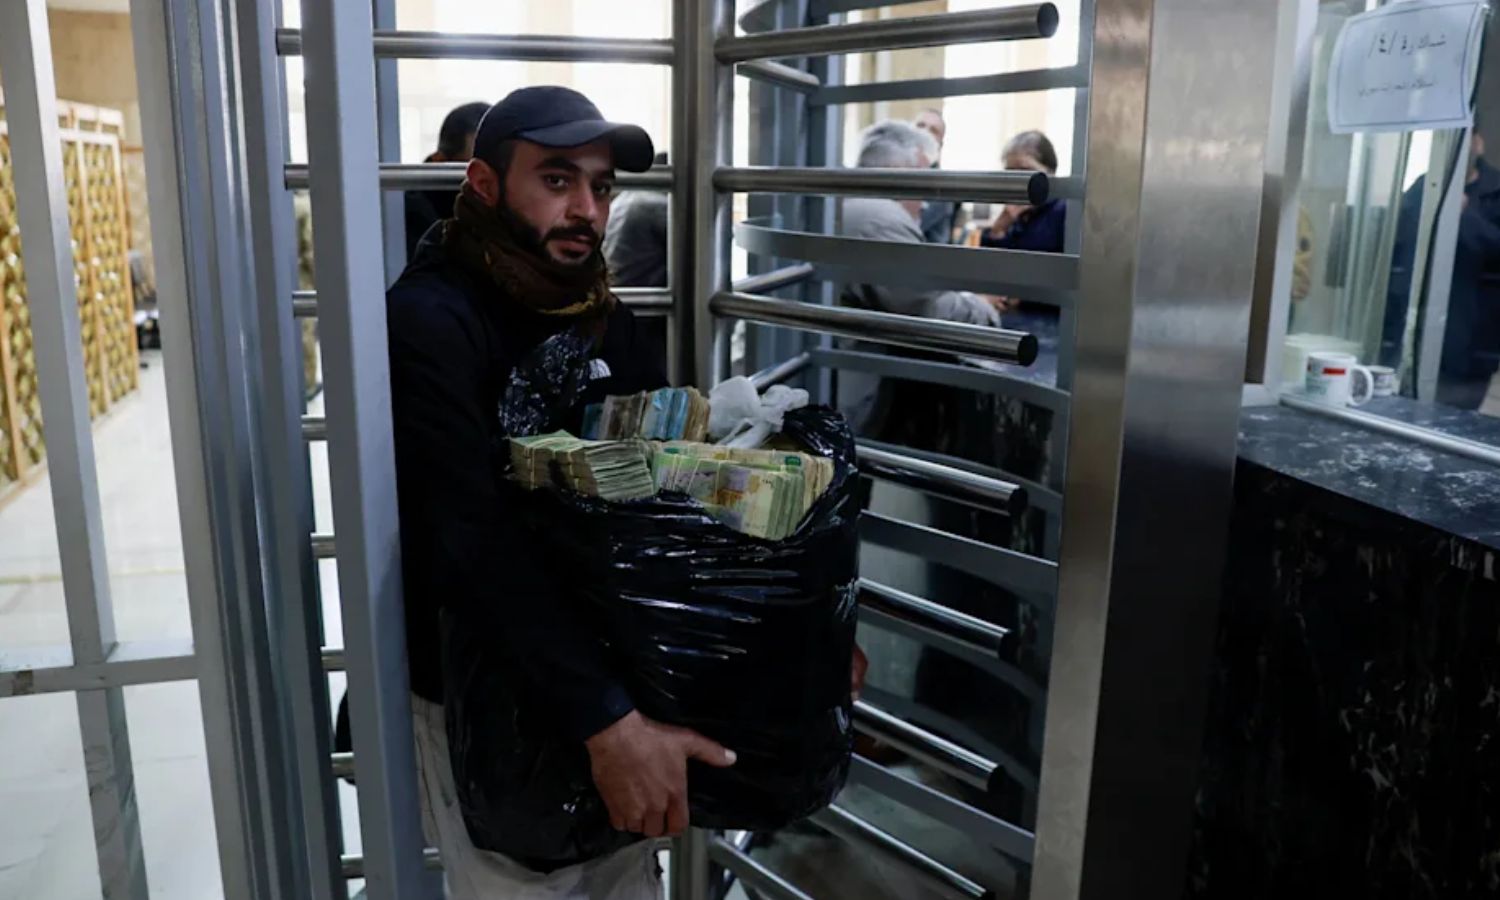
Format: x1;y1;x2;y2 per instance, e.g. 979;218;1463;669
1190;404;1500;899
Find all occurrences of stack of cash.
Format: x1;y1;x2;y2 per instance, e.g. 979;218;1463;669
581;387;710;443
509;432;657;501
652;444;836;541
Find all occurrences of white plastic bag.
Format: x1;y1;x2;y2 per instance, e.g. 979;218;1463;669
707;376;810;448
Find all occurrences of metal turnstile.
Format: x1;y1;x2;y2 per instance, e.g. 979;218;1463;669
0;0;1280;897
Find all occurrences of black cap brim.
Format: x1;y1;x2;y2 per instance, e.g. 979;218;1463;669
516;120;656;173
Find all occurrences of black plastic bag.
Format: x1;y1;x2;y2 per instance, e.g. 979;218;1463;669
442;406;860;870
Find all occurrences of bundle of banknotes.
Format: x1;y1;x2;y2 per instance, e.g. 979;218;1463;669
509;434;836;540
509;433;657;501
580;387;710;443
652;443;836;541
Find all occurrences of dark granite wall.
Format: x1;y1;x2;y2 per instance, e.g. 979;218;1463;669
1189;456;1500;899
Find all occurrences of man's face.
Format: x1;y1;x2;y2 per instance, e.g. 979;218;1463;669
498;139;617;265
915;111;946;148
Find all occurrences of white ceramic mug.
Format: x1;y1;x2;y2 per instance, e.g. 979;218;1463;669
1367;365;1397;397
1305;352;1374;407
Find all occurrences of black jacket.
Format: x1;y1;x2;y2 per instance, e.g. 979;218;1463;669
387;232;667;741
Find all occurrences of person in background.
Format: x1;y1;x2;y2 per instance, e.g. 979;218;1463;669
602;152;669;287
837;120;1005;440
1382;128;1500;410
981;130;1065;254
913;108;960;244
404;101;490;258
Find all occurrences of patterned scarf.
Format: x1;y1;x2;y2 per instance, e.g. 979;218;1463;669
443;182;615;322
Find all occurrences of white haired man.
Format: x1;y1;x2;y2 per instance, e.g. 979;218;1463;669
837;120;1005;436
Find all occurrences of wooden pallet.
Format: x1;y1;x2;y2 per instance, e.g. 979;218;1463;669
0;113;139;484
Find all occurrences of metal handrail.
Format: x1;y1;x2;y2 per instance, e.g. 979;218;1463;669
284;162;673;192
717;5;1060;62
291;286;672;319
707;838;815;900
750;352;812;391
848;755;1034;863
1281;393;1500;468
810;63;1090;106
858;578;1009;658
341;848;442;879
276;28;674;65
854;700;1001;795
716;166;1047;206
711;291;1038;366
732;262;816;296
857;442;1027;515
810;805;993;900
737;60;822;93
734;219;1079;305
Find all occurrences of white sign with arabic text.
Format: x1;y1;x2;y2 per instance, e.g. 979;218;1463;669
1327;0;1487;135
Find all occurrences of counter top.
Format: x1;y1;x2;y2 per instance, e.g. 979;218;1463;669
1237;404;1500;552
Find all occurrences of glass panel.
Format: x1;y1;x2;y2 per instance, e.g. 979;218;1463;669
1285;0;1500;422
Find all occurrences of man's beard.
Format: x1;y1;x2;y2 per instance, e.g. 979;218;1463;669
494;200;601;268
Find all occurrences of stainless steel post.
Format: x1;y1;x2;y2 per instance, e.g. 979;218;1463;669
1031;0;1279;896
690;0;736;388
298;0;427;895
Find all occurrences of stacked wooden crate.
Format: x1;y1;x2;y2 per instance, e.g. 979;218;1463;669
0;98;139;490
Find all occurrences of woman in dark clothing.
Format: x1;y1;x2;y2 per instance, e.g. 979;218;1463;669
980;130;1066;254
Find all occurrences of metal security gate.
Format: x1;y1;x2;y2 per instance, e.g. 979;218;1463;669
0;0;1278;898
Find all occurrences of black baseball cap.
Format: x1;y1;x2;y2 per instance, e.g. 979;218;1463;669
472;86;656;173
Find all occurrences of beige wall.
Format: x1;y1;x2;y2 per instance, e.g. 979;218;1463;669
46;9;141;144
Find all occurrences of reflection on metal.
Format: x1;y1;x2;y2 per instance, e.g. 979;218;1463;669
716;5;1060;63
1033;0;1279;894
715;166;1047;205
302;415;328;442
810;64;1090;106
1280;394;1500;467
854;700;1000;794
857;443;1027;516
860;512;1058;600
731;262;816;296
321;647;345;672
331;752;355;780
311;533;336;559
284;162;672;192
0;640;198;697
712;292;1038;365
737;59;822;93
292;290;318;318
848;755;1035;863
340;848;443;879
735;220;1079;305
749;352;812;390
276;29;674;65
810;348;1071;415
670;830;713;900
809;805;993;900
707;837;816;900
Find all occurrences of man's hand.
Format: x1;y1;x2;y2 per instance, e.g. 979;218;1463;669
585;711;736;838
852;643;869;702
